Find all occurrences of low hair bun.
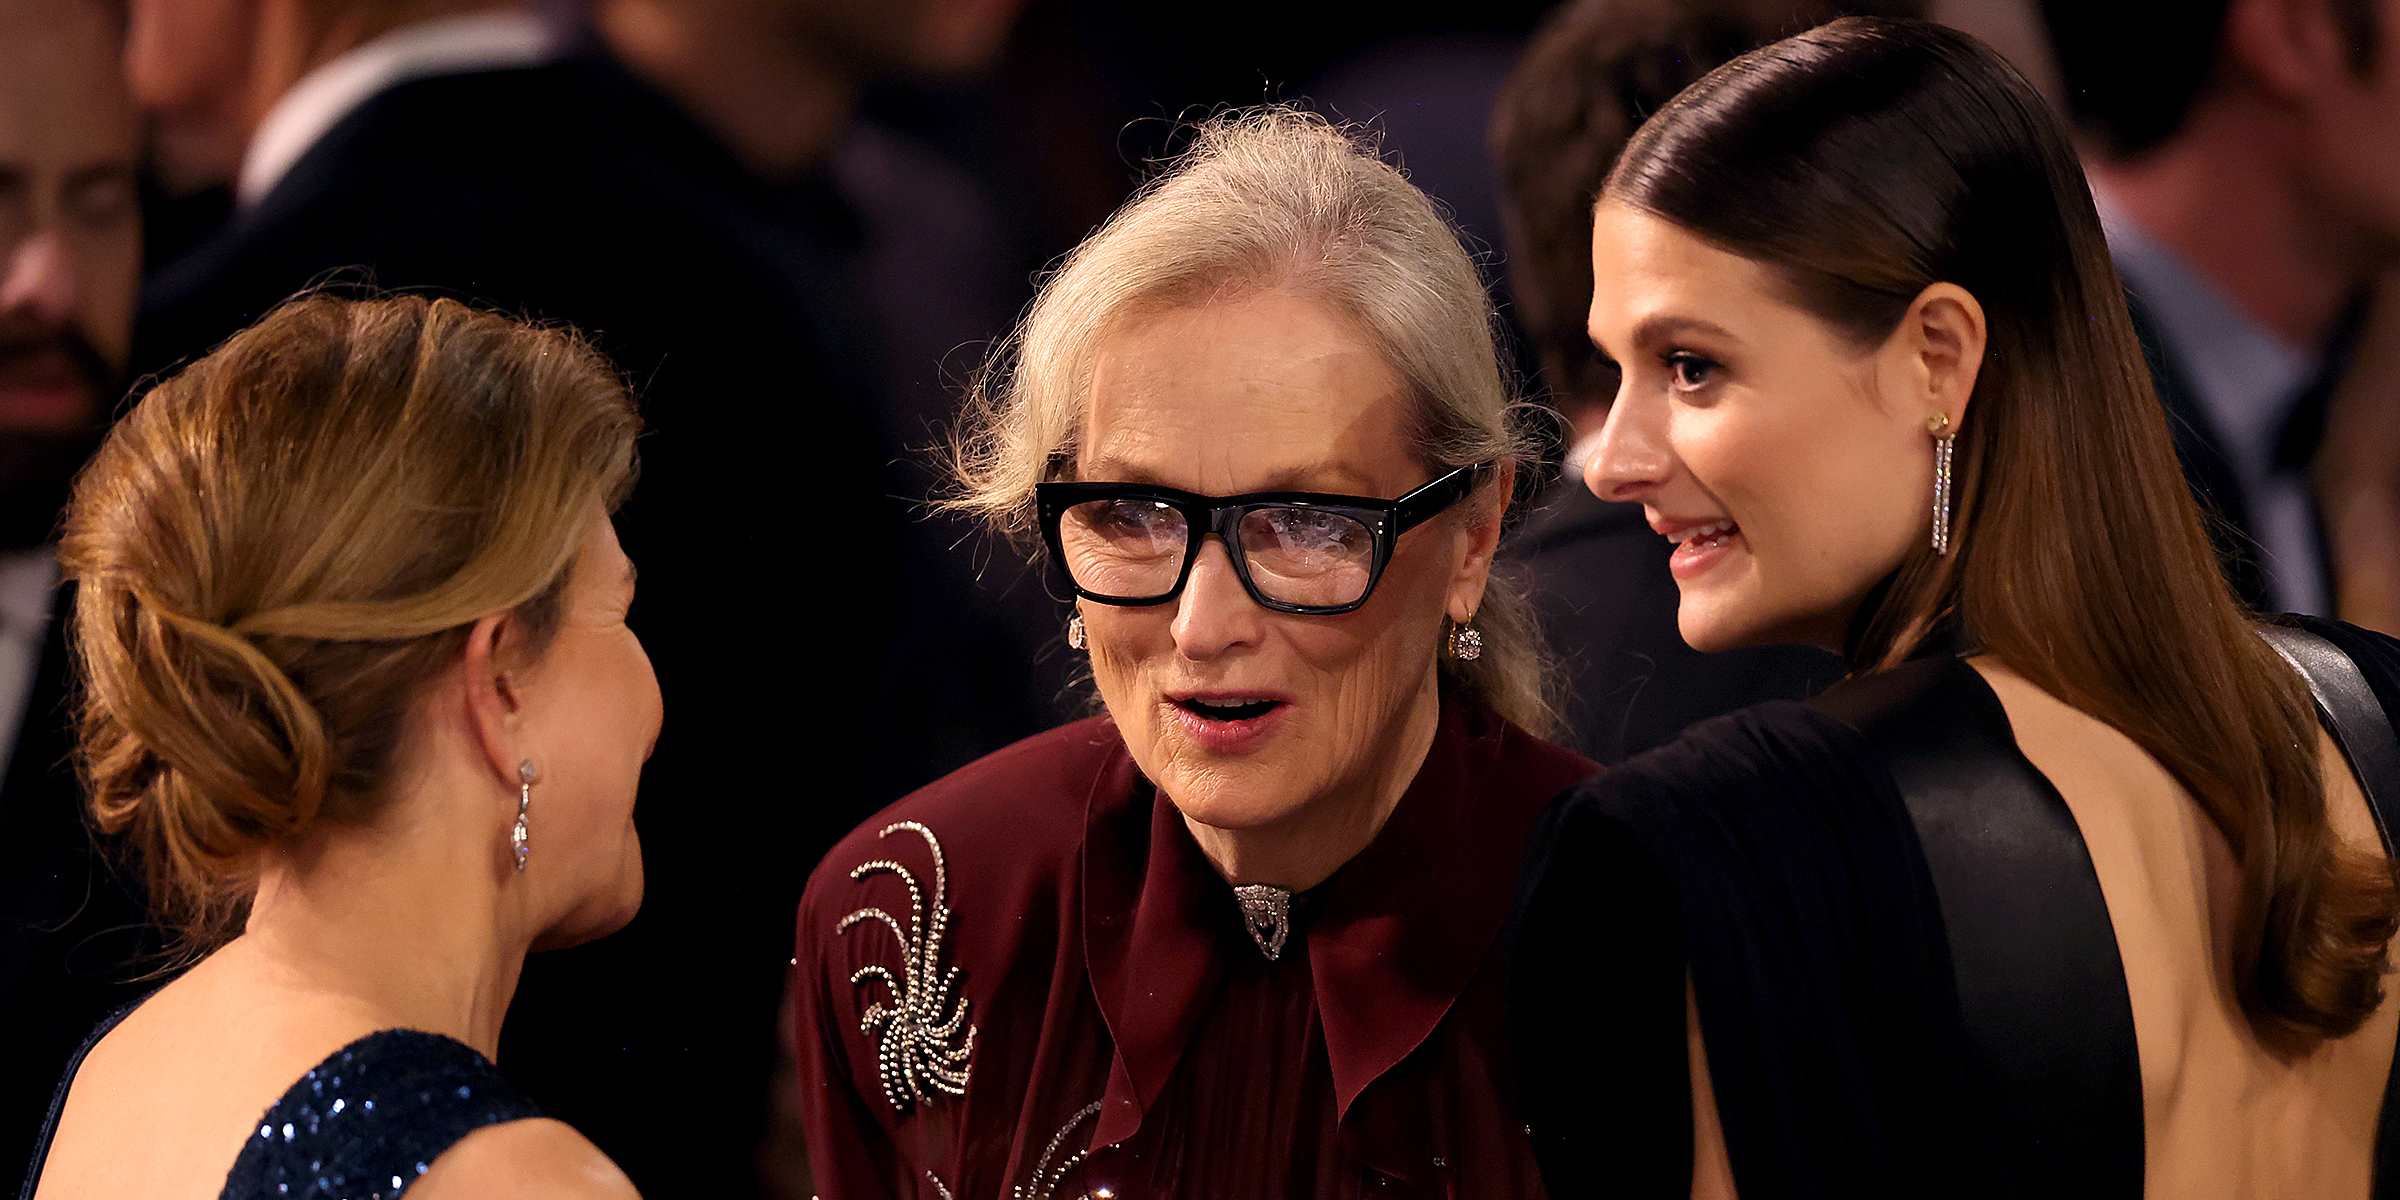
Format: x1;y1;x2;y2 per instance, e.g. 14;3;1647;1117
80;583;337;918
64;293;639;951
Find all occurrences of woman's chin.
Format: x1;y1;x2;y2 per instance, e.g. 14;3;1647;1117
1680;597;1850;657
1676;604;1749;654
1161;766;1309;835
529;855;645;952
531;898;639;952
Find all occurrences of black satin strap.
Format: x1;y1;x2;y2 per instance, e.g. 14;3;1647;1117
2254;619;2400;1197
2258;623;2400;857
1810;656;2143;1198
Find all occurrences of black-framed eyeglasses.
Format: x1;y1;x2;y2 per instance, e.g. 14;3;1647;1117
1035;464;1486;615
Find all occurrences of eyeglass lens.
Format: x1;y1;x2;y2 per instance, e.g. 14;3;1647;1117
1058;498;1376;608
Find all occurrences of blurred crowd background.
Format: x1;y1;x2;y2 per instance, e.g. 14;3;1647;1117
7;0;2399;1196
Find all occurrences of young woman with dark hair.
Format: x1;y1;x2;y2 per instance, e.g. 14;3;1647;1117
1511;17;2400;1199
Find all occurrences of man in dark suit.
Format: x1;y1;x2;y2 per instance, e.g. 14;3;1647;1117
0;1;154;1193
1488;0;1924;762
2040;0;2400;618
127;1;1033;1194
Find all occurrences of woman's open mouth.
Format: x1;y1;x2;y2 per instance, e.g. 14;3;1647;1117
1165;693;1291;752
1175;697;1282;722
1669;519;1741;580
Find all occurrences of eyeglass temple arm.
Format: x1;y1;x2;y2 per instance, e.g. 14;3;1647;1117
1390;464;1487;535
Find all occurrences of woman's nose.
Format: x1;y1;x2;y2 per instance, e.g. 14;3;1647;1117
1170;538;1266;659
1585;392;1673;504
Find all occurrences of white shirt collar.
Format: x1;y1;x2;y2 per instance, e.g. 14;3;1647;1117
236;9;560;208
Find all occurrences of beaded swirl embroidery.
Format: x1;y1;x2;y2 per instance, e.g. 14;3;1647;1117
837;821;978;1115
1014;1101;1106;1200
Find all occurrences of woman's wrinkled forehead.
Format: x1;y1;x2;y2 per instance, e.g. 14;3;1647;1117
1072;290;1424;499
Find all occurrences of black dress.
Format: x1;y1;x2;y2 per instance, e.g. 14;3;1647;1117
19;1006;544;1200
1509;617;2400;1199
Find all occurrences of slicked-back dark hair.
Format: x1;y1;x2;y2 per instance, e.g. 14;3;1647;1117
1608;15;2397;1052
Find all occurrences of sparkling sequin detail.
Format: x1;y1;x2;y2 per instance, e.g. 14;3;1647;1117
219;1030;542;1199
837;821;978;1115
1233;884;1293;961
1013;1101;1106;1200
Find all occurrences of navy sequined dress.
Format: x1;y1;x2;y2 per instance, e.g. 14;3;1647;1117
21;1009;545;1200
219;1029;545;1199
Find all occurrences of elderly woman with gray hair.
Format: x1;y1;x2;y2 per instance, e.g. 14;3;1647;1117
788;108;1594;1198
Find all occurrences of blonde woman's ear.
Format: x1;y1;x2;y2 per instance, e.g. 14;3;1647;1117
462;612;527;791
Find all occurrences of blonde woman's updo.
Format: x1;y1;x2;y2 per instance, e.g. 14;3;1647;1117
950;106;1559;735
63;294;640;950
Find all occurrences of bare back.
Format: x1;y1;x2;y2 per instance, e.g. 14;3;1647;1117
1974;659;2399;1199
30;943;386;1200
27;942;630;1200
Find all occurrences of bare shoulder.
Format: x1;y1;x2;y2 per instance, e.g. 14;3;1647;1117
1965;658;2164;790
1968;656;2385;859
1964;657;2103;741
407;1118;640;1200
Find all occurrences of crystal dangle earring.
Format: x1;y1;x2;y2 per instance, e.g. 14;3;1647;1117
1065;612;1087;650
1928;413;1957;556
512;760;537;873
1447;614;1483;661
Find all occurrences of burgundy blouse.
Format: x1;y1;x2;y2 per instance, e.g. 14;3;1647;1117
791;697;1596;1199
